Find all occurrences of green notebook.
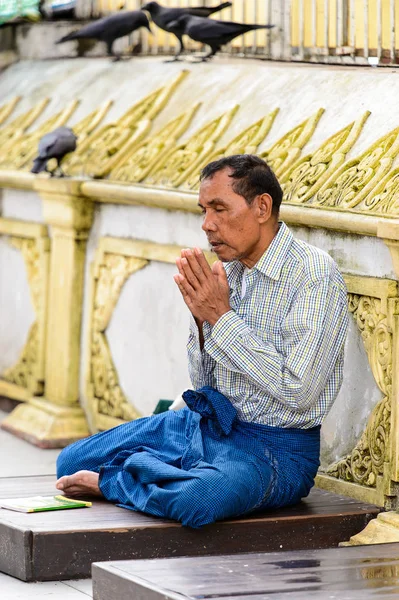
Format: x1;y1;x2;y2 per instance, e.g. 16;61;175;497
0;495;92;513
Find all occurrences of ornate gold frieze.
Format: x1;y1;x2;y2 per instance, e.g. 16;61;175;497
88;252;149;428
261;108;325;178
359;167;399;214
0;98;50;152
186;109;280;190
64;70;188;179
314;126;399;209
283;111;370;204
0;222;50;398
325;292;394;489
0;96;21;126
110;103;202;183
0;100;80;170
144;105;239;188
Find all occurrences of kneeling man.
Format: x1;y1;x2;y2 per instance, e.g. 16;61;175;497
56;155;348;528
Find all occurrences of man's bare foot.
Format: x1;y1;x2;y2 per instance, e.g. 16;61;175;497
56;470;103;498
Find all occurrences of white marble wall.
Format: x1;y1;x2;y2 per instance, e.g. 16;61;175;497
0;237;35;374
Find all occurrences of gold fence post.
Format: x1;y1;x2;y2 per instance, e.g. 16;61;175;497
2;179;94;448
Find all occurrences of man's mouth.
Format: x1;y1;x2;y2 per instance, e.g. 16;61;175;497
209;241;224;249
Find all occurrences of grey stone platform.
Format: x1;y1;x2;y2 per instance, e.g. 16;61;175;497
92;544;399;600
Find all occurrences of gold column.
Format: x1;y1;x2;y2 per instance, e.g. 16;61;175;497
2;179;93;448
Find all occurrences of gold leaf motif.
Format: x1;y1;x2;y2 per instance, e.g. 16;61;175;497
110;103;201;184
361;167;399;214
283;111;370;205
89;253;148;424
0;96;21;127
314;127;399;209
0;98;50;154
145;105;239;188
261;108;324;178
65;71;188;179
325;294;392;488
186;109;279;190
0;100;80;170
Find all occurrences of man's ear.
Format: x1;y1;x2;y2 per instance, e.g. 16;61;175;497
257;193;273;222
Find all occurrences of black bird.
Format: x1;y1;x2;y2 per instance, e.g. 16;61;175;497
141;1;232;61
56;10;152;60
168;14;274;61
31;127;77;176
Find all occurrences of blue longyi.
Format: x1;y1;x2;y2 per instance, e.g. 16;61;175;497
57;387;320;528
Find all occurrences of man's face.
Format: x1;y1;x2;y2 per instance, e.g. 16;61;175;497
199;168;268;265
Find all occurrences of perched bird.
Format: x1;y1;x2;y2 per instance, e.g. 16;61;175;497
141;1;232;61
31;127;77;176
168;14;274;61
56;10;152;60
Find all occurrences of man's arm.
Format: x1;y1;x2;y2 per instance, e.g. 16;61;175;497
204;276;348;413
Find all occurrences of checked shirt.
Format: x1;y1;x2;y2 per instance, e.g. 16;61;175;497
187;222;348;429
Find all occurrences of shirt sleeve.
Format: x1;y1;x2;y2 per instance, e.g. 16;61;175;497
187;315;216;390
204;276;348;413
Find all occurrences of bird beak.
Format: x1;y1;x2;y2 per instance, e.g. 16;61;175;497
146;23;153;34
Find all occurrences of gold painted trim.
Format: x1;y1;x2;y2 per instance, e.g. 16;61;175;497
0;170;35;190
0;380;31;402
316;473;382;506
0;218;48;238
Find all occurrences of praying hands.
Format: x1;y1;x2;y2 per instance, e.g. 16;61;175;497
174;247;231;326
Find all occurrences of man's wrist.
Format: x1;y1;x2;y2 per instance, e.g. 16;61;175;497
207;307;231;327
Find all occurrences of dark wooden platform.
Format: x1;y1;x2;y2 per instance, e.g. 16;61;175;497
0;475;381;582
92;544;399;600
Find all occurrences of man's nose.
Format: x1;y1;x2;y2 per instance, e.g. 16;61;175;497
202;213;217;232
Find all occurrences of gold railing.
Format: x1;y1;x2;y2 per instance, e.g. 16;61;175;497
74;0;399;64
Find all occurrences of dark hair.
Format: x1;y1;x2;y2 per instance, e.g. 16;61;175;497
200;154;283;216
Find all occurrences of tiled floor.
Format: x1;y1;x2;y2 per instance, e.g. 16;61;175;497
0;410;93;599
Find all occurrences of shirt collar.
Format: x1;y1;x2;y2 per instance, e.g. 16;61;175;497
225;221;293;286
253;221;293;281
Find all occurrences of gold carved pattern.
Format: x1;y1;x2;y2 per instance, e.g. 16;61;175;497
2;236;48;395
283;111;370;204
0;97;21;126
89;253;148;423
0;100;80;170
0;98;50;154
64;71;188;179
110;103;201;183
186;109;280;190
144;105;239;188
314;127;399;209
261;108;325;179
360;167;399;214
326;295;392;488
